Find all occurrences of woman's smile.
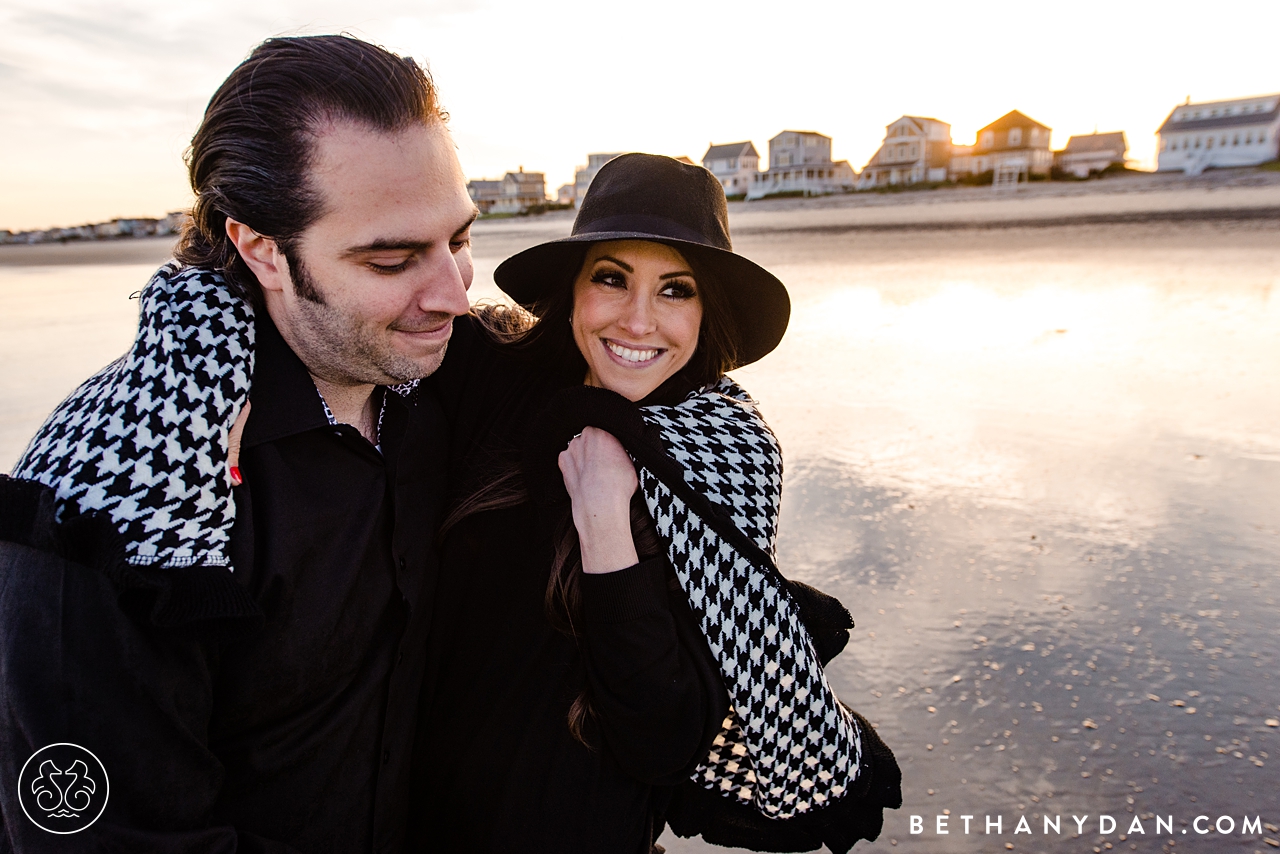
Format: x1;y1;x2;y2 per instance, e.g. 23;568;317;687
602;338;665;366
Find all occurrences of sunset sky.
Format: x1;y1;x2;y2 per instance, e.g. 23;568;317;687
2;0;1277;231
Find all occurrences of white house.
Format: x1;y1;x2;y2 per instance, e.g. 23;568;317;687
950;110;1053;179
701;141;759;198
1054;132;1128;178
1156;94;1280;175
491;168;547;214
574;153;624;208
859;116;952;188
556;183;576;205
746;131;856;200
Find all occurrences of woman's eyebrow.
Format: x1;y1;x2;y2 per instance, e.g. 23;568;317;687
659;270;695;280
593;255;633;273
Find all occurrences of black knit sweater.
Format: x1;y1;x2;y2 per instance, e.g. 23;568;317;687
406;316;727;853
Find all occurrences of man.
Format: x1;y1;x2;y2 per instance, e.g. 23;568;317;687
0;35;475;853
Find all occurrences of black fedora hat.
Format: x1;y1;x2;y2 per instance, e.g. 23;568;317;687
493;153;790;368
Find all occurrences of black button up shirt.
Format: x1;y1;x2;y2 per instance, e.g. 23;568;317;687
0;315;447;854
215;317;447;852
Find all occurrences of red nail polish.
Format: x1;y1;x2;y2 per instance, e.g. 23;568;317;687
229;466;243;486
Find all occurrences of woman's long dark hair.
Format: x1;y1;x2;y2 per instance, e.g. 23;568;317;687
442;243;740;744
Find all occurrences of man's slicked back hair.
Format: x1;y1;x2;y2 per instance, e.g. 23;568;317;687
176;35;447;304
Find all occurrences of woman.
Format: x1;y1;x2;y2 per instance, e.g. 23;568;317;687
409;154;898;853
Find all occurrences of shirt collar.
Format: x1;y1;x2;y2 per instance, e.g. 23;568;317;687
242;314;421;450
241;315;333;449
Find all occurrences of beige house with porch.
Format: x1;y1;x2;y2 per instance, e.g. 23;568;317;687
746;131;855;200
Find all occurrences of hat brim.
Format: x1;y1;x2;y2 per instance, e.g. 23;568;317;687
493;231;791;369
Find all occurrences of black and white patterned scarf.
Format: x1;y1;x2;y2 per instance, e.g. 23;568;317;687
635;380;863;819
13;263;254;569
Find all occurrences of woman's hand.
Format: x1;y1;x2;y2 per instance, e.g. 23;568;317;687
558;427;640;575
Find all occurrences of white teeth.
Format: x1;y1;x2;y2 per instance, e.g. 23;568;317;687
606;341;660;363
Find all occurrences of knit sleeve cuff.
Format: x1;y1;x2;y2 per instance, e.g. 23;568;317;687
580;557;669;624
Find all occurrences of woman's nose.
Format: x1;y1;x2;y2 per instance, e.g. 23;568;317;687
618;294;656;336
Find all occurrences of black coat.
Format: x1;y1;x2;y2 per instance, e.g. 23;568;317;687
406;316;728;854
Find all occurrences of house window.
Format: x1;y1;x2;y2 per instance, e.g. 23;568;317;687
981;130;995;148
1008;127;1023;146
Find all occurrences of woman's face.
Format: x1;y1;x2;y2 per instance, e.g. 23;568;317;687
571;240;703;402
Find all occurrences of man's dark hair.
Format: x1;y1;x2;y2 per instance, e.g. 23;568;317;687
175;34;446;305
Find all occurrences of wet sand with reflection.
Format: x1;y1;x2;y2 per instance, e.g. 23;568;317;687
2;207;1278;853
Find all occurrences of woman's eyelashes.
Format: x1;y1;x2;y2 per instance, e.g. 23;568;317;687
659;279;697;300
590;268;627;289
590;268;697;300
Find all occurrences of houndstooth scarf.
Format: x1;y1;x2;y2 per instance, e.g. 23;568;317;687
627;380;862;819
13;263;254;568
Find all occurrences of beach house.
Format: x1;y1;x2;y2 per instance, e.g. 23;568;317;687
746;131;856;200
574;153;624;208
467;169;547;214
467;179;503;214
701;141;760;199
491;168;547;214
950;110;1053;179
1054;132;1128;178
859;116;952;188
1156;94;1280;175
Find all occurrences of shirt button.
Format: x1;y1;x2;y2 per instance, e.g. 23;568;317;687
382;749;391;765
398;556;406;572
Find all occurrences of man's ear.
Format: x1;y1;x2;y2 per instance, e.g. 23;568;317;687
225;218;290;294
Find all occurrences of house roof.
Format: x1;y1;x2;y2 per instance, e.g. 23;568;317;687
772;130;830;141
1062;131;1127;154
979;110;1051;134
504;171;544;184
903;115;946;126
1157;97;1280;134
702;141;759;161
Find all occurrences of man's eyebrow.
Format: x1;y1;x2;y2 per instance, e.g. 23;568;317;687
342;209;479;256
592;255;634;273
343;239;431;255
455;208;479;237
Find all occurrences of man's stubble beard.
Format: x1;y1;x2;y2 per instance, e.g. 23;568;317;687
285;250;450;386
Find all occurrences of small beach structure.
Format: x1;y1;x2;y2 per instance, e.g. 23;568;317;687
493;168;546;214
746;131;856;200
950;110;1053;181
1156;93;1280;175
1054;131;1128;178
467;179;503;214
701;141;760;198
574;153;624;208
468;168;547;215
858;116;953;188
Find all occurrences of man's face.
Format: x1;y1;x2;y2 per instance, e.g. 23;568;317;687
267;120;476;387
